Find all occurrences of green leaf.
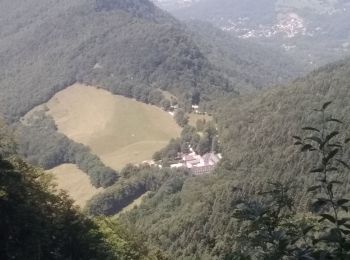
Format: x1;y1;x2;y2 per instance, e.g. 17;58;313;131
294;141;303;145
310;168;324;173
302;127;320;132
302;144;315;152
343;223;350;229
321;131;339;149
0;189;8;199
337;199;350;206
338;218;350;225
312;198;329;210
322;101;332;110
307;185;321;192
326;167;339;172
305;136;323;145
326;118;343;124
319;228;342;242
292;136;302;141
322;149;339;165
345;138;350;144
302;225;314;235
342;206;349;213
340;229;350;235
320;214;336;224
336;159;350;170
328;144;343;149
0;160;14;170
329;180;342;185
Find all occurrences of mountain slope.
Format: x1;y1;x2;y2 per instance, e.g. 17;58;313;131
123;58;350;259
0;0;301;122
155;0;350;69
186;21;302;91
0;0;302;195
0;0;217;121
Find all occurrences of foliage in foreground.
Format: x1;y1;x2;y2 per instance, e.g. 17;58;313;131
0;154;110;259
0;132;163;259
232;102;350;259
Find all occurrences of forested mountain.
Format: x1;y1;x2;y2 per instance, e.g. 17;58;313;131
154;0;350;69
120;58;350;259
0;0;300;123
0;0;302;189
186;21;302;92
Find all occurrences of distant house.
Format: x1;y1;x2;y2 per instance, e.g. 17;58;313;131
142;160;162;168
170;163;184;168
182;154;200;168
201;152;221;166
170;104;179;111
192;105;199;113
142;160;155;165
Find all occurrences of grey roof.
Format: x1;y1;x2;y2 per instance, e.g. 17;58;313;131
190;165;215;175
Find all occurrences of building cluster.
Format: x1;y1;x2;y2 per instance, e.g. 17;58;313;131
170;151;222;175
142;151;221;175
222;12;307;39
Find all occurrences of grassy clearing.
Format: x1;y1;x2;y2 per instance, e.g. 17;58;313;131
188;113;213;127
46;84;181;170
48;164;103;208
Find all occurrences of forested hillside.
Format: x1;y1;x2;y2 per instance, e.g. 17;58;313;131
120;58;350;259
0;0;301;122
0;0;214;121
0;0;303;190
186;21;302;91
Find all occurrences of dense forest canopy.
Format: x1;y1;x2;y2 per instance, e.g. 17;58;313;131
185;21;303;92
0;0;300;122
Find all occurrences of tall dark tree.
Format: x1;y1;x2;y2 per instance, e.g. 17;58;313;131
174;109;189;127
0;154;112;259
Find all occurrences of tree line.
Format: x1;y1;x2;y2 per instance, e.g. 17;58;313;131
17;111;117;188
